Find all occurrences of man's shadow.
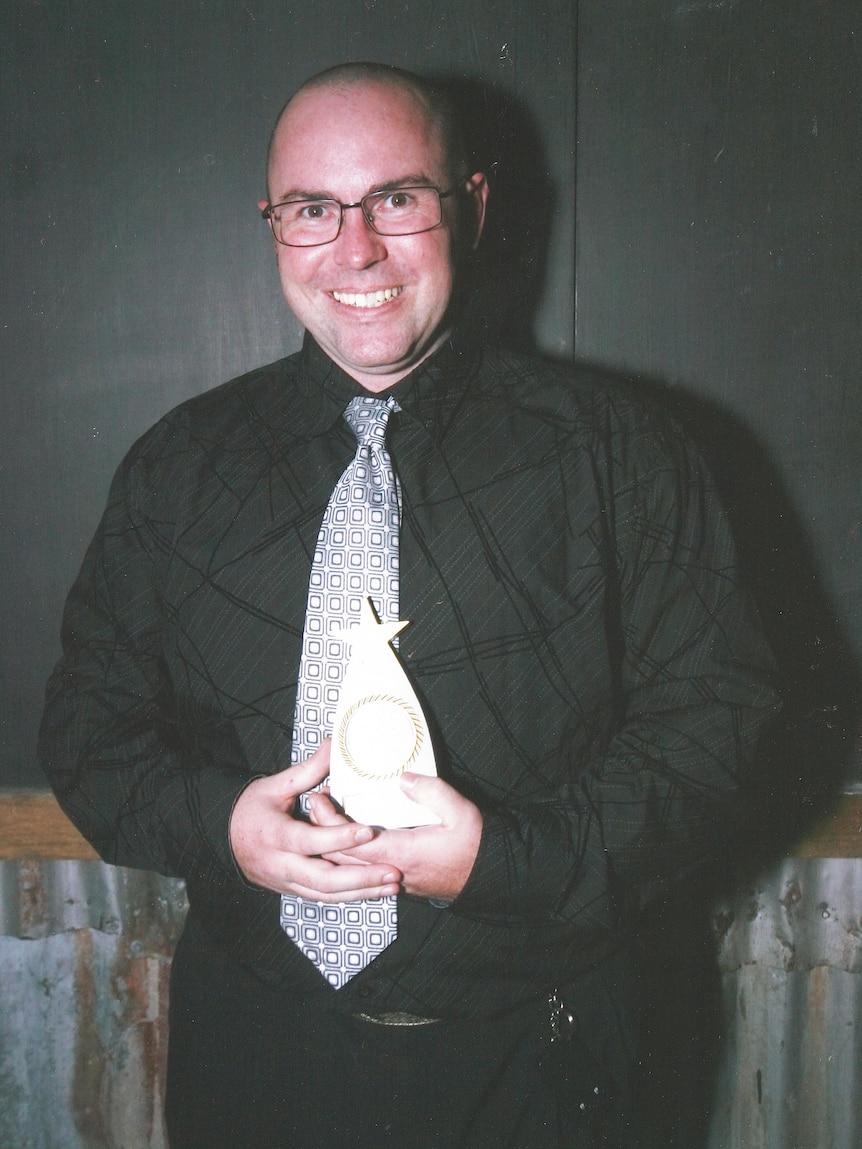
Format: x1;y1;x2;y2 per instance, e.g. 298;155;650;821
438;74;860;1147
432;74;557;354
616;375;861;1148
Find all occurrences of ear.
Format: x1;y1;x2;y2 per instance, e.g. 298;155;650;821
464;172;489;250
259;199;279;253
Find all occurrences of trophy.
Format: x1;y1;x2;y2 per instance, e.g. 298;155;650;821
328;598;440;828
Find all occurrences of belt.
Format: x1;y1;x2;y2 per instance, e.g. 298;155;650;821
354;1011;441;1027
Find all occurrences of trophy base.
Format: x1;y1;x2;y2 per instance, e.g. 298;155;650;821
338;780;442;829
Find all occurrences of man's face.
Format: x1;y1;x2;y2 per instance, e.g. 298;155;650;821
263;81;487;392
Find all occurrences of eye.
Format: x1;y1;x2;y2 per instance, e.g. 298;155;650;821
274;199;337;224
297;201;337;222
380;189;416;211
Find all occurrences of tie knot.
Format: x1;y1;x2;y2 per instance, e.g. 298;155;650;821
343;396;398;448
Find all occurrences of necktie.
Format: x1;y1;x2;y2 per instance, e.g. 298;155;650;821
280;395;400;988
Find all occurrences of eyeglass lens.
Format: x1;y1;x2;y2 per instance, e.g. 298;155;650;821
269;186;443;246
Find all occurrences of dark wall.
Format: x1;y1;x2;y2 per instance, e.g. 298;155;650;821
575;0;861;784
1;1;575;787
573;15;860;1140
6;1;858;795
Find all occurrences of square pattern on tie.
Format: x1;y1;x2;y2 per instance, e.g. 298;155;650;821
280;396;401;988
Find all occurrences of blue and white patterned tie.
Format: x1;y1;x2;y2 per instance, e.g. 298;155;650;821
280;395;400;987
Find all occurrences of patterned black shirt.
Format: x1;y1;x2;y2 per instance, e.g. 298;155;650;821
39;333;780;1018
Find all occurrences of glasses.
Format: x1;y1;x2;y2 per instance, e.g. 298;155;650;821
261;181;462;247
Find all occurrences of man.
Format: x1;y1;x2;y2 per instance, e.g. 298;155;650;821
39;63;779;1147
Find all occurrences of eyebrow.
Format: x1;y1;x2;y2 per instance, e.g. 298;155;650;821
273;174;438;203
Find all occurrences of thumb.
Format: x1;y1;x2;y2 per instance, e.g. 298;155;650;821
400;771;452;819
272;739;331;798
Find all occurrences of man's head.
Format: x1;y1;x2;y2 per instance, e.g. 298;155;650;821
260;64;488;392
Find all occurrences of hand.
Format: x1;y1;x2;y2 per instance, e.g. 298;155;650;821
229;741;402;902
317;773;483;902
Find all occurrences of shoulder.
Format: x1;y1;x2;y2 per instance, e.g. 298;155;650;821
154;352;304;444
121;352;304;471
470;347;697;471
106;351;310;519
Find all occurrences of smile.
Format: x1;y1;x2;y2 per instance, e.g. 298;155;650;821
331;287;402;309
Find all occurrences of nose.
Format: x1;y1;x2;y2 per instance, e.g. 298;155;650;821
333;204;387;268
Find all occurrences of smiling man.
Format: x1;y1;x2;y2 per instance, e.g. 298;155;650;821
40;63;780;1148
260;74;487;390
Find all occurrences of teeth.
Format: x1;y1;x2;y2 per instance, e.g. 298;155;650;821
332;287;401;308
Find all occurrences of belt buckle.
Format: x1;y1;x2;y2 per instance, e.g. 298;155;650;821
354;1011;440;1027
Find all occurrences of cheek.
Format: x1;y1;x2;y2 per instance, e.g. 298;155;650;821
276;249;318;293
275;258;322;323
414;236;457;300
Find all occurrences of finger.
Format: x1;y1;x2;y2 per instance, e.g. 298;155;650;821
278;739;332;796
320;849;375;866
326;830;411;866
287;881;402;903
251;744;333;809
286;859;401;901
285;819;376;857
307;791;351;827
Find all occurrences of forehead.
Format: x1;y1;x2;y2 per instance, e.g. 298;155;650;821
268;81;448;198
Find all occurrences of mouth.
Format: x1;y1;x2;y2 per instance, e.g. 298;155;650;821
331;287;403;309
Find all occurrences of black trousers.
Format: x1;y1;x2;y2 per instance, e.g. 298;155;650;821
165;916;620;1149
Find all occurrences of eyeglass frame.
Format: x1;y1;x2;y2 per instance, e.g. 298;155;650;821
260;179;466;248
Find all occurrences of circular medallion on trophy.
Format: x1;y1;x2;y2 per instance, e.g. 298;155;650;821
336;694;424;780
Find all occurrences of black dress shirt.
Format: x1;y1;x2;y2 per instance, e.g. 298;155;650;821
39;333;780;1019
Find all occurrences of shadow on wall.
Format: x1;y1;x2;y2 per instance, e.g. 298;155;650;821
600;368;861;1148
432;74;862;1149
430;73;556;356
651;379;862;848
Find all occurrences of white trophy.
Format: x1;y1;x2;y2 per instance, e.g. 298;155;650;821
329;597;440;828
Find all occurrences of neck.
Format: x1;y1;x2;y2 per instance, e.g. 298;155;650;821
338;329;454;394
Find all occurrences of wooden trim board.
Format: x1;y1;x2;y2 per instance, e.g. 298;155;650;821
791;793;862;859
0;792;98;860
0;790;861;862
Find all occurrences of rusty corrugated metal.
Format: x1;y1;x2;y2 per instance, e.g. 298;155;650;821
714;857;862;976
0;858;860;1148
0;861;186;1149
708;858;862;1149
0;858;187;943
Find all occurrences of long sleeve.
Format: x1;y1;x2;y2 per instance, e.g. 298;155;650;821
451;414;779;938
390;362;781;983
39;419;251;887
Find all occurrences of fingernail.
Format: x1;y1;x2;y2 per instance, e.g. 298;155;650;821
354;827;374;843
383;872;399;883
401;772;417;791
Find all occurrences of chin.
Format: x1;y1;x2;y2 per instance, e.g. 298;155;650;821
340;325;449;377
337;340;425;377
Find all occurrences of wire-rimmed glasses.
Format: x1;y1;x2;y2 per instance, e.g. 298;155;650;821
261;182;462;247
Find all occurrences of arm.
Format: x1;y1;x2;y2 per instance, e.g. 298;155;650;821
450;433;780;929
38;439;240;883
38;426;399;900
329;425;780;929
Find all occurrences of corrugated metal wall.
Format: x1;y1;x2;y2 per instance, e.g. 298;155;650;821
0;863;186;1149
709;857;862;1149
1;857;859;1148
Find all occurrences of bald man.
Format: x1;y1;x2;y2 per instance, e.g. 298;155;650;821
40;63;780;1148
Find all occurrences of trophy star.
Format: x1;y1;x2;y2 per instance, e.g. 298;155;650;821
337;596;408;651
